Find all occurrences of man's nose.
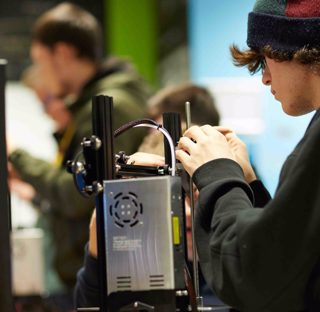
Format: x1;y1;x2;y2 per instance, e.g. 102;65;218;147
262;64;271;86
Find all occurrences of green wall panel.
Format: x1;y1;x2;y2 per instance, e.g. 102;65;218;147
105;0;157;85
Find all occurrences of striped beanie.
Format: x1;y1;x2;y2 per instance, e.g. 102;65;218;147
247;0;320;52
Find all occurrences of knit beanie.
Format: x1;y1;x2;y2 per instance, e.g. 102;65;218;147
247;0;320;52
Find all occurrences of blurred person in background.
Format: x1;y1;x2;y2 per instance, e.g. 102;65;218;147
8;2;150;311
10;64;75;312
21;64;72;135
74;82;233;311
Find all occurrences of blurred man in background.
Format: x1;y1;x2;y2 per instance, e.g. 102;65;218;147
8;2;150;310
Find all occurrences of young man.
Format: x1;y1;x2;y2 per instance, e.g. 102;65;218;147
176;1;320;311
8;2;150;297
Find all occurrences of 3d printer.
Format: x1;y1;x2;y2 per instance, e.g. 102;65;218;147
68;95;208;312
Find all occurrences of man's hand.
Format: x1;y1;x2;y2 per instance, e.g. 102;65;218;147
176;125;235;177
127;152;165;166
224;131;257;183
9;178;36;201
213;127;257;183
8;163;36;201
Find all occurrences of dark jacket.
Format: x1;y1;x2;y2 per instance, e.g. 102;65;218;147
74;245;99;307
193;110;320;311
9;58;150;288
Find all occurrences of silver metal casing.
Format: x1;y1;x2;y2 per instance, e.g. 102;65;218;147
103;176;182;295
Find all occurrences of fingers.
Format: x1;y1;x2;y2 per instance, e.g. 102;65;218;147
183;125;234;142
213;126;234;135
225;132;237;138
200;124;215;136
175;149;193;176
183;125;206;142
225;132;245;148
183;125;224;144
128;152;165;166
200;124;223;137
177;136;195;154
175;148;191;163
225;131;238;141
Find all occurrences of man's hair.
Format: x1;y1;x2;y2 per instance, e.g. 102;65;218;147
32;2;103;62
231;44;320;75
147;83;220;127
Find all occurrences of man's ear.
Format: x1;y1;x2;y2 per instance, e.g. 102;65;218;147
53;42;77;61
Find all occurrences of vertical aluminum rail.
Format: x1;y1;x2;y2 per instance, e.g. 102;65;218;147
92;95;115;312
163;112;182;168
185;101;203;309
